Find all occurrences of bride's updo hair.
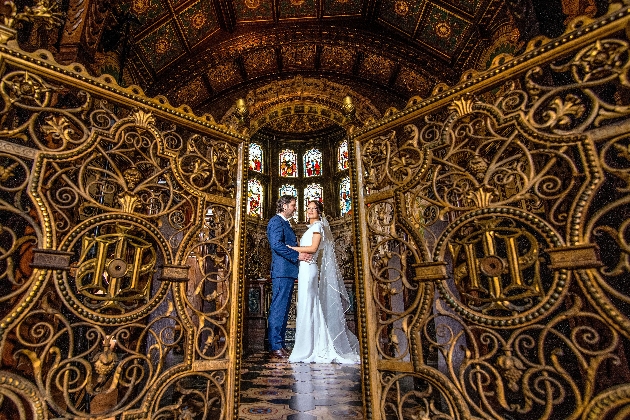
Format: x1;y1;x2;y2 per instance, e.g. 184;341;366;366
307;200;324;221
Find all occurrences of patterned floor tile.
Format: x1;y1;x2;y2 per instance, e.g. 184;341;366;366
238;402;297;420
239;353;364;419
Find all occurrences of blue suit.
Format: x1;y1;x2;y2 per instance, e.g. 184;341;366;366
267;214;299;351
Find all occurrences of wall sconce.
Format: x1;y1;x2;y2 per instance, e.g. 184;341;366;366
235;98;249;123
341;95;356;119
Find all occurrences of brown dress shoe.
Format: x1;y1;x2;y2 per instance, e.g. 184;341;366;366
269;349;288;359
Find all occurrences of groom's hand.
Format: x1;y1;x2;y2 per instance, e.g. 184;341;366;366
298;252;311;262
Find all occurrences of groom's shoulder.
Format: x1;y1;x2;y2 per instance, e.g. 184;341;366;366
267;214;281;228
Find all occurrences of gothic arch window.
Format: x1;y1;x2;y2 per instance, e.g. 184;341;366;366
247;179;263;217
339;176;351;216
249;143;264;173
279;184;299;220
279;149;298;177
337;140;349;171
304;183;323;218
303;148;322;177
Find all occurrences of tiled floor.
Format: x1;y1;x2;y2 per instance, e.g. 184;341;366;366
239;353;364;420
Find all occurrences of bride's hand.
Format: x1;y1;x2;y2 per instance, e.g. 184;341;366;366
287;245;297;251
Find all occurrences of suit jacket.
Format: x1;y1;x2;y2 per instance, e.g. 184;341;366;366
267;214;299;279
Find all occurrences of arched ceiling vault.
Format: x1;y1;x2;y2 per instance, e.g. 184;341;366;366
221;76;381;135
106;0;515;120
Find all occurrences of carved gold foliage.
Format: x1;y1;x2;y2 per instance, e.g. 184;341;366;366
132;109;155;128
449;97;475;117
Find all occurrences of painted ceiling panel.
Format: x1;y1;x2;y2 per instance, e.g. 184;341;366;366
243;48;279;77
278;0;318;19
137;21;186;71
319;46;356;72
171;77;209;106
322;0;363;17
128;0;169;27
121;0;510;117
281;44;317;70
208;62;244;90
416;3;471;55
378;0;425;36
235;0;275;22
178;0;220;47
442;0;478;15
394;67;432;97
358;53;395;85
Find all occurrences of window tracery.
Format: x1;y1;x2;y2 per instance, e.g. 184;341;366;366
247;179;263;217
249;143;263;172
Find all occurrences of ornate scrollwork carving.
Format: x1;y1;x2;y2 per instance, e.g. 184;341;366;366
362;124;427;191
177;134;238;197
422;297;621;419
9;292;185;418
181;204;235;361
357;24;630;419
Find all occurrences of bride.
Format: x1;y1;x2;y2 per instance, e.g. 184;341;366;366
287;200;360;364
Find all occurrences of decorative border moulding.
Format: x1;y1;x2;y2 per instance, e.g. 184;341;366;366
30;249;74;270
159;264;191;282
412;261;448;282
547;244;603;270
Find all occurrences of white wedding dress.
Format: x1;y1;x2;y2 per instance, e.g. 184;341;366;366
289;220;360;364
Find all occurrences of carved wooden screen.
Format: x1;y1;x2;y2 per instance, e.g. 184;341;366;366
0;47;247;418
352;6;630;419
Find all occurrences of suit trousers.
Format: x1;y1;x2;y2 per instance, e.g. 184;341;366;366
267;276;296;351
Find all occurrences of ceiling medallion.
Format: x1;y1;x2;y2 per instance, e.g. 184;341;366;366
244;0;261;9
394;1;409;17
191;12;206;29
290;0;306;6
155;38;171;54
132;0;150;14
435;22;452;38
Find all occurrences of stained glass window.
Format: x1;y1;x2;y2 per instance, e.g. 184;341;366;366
279;149;297;177
337;140;349;171
249;143;263;172
303;148;322;177
247;179;263;217
304;183;323;217
279;184;298;220
339;176;352;216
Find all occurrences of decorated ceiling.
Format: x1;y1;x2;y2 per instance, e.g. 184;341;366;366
113;0;516;123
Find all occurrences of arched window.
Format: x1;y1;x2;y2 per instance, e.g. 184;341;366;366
303;148;322;177
279;184;299;220
279;149;297;177
304;183;323;217
337;140;349;171
339;176;351;216
249;143;263;173
247;179;263;217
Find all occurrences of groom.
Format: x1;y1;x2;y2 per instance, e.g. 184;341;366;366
267;195;310;360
